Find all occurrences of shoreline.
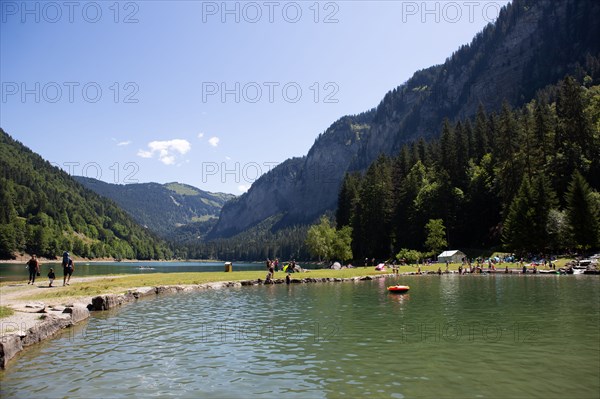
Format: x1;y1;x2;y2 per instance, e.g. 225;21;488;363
0;257;228;264
1;269;597;369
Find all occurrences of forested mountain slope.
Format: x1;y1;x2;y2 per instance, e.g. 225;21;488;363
74;177;234;239
0;130;172;260
210;0;600;239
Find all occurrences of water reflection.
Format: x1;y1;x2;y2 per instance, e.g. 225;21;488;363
1;276;598;398
388;293;411;306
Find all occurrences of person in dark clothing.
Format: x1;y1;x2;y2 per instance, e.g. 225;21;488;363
27;254;40;284
63;256;74;286
48;268;56;287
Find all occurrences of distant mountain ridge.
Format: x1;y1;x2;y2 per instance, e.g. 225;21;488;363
210;0;600;239
73;177;235;238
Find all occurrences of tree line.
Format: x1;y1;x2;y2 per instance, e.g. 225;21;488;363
334;76;600;260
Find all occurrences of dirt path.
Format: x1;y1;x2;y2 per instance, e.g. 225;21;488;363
0;275;131;336
1;275;131;306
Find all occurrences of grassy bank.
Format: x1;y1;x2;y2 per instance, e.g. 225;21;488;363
0;306;15;318
18;269;387;302
7;259;574;304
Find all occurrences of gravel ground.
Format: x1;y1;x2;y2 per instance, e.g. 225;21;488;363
0;275;128;338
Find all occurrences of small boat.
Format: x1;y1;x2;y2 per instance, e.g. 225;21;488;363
387;285;410;293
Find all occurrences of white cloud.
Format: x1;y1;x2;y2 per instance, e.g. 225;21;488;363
161;155;176;165
117;140;132;146
197;133;204;139
137;150;153;158
238;184;250;193
208;136;220;147
137;139;191;165
225;156;231;160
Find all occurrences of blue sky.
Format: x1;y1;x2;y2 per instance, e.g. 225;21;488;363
1;1;510;194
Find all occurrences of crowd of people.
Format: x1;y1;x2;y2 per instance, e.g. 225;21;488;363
264;258;302;283
354;253;559;275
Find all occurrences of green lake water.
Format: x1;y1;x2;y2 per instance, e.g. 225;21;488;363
1;274;598;398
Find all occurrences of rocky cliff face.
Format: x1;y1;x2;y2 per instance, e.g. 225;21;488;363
212;114;373;237
211;0;600;238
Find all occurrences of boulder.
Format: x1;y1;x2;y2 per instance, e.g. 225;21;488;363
62;306;90;324
206;282;227;290
0;334;23;368
91;293;135;311
131;287;156;299
21;315;71;347
156;286;182;295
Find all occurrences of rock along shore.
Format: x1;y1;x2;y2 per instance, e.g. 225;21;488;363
0;274;389;368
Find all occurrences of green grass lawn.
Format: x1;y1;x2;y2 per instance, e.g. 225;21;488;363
0;306;15;318
14;258;574;303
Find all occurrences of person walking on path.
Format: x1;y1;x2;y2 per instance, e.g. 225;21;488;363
48;268;56;287
27;254;40;284
63;253;74;286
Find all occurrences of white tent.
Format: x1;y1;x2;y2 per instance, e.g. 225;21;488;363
437;250;466;264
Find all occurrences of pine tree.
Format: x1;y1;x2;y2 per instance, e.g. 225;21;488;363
565;171;600;250
495;102;524;210
533;99;554;170
552;76;594;200
354;155;394;258
439;119;456;179
531;174;558;251
453;120;469;189
502;178;537;254
336;172;361;228
473;104;489;161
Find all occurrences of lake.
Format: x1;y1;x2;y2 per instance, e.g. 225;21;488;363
0;261;268;281
1;274;598;398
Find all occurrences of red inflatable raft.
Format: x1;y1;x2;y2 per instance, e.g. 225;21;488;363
387;285;410;293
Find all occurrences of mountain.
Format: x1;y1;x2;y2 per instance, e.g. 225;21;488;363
0;129;172;260
73;177;234;239
210;0;600;239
